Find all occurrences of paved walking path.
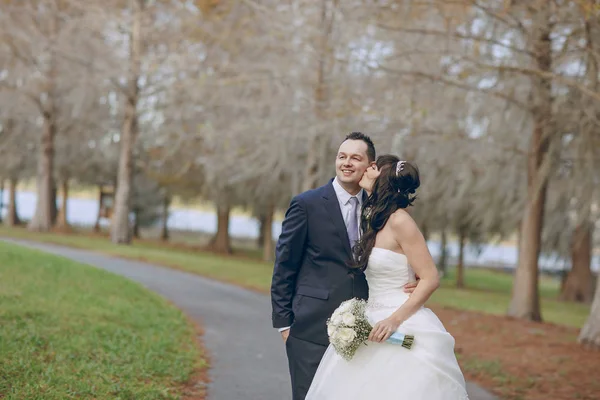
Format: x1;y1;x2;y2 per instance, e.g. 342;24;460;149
2;238;498;400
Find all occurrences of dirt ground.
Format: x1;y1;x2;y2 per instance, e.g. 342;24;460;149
432;306;600;400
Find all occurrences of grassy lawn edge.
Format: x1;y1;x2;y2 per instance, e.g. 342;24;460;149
0;240;209;400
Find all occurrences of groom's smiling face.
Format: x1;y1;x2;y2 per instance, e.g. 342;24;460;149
335;139;371;189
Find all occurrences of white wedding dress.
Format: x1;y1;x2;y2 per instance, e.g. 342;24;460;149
306;248;469;399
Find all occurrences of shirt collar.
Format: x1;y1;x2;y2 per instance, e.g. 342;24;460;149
333;177;364;206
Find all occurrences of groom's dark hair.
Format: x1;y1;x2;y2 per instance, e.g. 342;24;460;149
344;132;376;162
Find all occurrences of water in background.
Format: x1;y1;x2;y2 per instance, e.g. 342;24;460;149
2;191;598;272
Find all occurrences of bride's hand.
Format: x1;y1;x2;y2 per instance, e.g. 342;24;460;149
368;317;402;343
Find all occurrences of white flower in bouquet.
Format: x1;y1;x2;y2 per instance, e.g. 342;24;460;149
330;302;348;322
336;328;357;345
327;324;335;337
331;313;343;325
337;300;353;314
342;312;356;327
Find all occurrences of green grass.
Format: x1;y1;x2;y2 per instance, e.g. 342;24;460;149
440;267;561;298
431;286;590;328
433;268;591;327
0;225;591;328
0;226;273;292
0;241;202;400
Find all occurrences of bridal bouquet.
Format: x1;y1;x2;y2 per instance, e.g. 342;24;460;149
326;298;414;361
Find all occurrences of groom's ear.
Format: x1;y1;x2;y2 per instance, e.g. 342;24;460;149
369;161;377;168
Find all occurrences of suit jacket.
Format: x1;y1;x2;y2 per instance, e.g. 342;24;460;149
270;180;369;346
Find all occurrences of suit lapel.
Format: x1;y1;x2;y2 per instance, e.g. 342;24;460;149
322;181;353;259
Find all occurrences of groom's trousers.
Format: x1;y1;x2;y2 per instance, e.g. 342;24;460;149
285;335;327;400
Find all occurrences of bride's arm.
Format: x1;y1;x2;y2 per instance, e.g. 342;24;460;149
368;211;440;342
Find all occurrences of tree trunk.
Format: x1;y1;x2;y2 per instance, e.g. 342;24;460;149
0;179;4;223
507;127;548;321
578;274;600;349
209;204;232;254
94;186;102;233
28;113;56;232
257;213;267;248
160;195;170;241
6;178;21;226
110;115;137;243
560;222;594;303
508;20;553;322
262;204;275;262
50;183;58;225
110;0;142;244
55;179;70;231
456;227;466;289
439;229;448;276
132;209;140;239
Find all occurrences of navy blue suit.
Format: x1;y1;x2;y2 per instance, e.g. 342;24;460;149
271;180;368;400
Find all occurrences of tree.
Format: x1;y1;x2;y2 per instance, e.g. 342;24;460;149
579;277;600;349
556;14;600;304
0;108;37;227
0;0;99;232
373;1;600;321
109;0;144;243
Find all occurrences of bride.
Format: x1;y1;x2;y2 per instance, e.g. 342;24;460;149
306;155;469;399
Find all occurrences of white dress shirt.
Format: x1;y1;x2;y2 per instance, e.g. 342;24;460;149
279;178;364;332
332;177;364;240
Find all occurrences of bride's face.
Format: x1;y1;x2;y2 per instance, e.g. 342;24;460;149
359;164;380;192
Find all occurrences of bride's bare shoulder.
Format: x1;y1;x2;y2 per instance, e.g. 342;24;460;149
389;209;418;233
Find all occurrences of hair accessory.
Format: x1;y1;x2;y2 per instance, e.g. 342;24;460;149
395;161;406;176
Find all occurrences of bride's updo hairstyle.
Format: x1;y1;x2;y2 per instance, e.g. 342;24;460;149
352;155;420;271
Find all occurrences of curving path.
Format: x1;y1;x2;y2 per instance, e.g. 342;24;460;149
1;238;498;400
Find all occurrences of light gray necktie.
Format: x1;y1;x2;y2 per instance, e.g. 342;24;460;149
347;196;359;247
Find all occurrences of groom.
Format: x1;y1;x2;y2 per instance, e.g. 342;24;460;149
271;132;376;400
